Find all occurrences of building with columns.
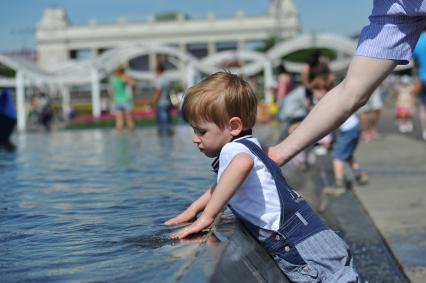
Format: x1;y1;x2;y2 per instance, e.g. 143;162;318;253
35;0;299;69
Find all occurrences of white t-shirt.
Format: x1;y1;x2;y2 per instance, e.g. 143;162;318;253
339;114;359;132
217;137;281;231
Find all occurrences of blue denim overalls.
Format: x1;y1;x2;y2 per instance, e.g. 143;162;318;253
226;138;359;282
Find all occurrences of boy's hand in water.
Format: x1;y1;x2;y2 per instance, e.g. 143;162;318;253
170;215;214;239
176;231;219;244
164;209;197;225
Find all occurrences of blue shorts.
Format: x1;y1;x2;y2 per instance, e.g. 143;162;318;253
356;0;426;64
333;125;361;161
114;101;133;112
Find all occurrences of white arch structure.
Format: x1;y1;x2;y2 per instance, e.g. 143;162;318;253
268;33;356;72
0;33;413;131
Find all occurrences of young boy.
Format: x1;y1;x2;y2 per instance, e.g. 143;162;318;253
166;72;359;282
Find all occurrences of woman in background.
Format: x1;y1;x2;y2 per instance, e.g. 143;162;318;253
110;65;136;131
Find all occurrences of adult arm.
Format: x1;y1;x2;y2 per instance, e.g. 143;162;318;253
268;56;397;166
170;153;253;239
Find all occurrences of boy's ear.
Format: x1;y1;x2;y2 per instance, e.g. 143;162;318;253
228;117;243;136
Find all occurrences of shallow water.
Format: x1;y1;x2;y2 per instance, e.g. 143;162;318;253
0;126;216;282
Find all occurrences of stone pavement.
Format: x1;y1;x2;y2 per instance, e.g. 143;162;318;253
353;133;426;283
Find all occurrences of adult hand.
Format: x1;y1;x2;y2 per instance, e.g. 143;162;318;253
265;145;285;167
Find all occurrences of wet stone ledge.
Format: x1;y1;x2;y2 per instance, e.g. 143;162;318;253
176;212;290;283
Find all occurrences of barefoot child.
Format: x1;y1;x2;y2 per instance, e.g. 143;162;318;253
166;72;359;282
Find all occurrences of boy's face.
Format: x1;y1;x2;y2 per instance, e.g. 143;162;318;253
190;121;233;158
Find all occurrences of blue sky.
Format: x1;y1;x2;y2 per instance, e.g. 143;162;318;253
0;0;372;52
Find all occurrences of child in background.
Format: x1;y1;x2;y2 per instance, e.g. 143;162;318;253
309;78;368;196
358;87;384;142
310;78;334;156
110;64;136;131
326;113;369;195
165;72;359;282
395;75;416;133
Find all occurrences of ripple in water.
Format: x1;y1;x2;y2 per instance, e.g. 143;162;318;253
0;127;215;282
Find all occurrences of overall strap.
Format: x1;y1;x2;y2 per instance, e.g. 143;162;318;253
235;139;328;245
235;139;303;223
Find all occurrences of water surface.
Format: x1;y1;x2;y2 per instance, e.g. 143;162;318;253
0;126;215;282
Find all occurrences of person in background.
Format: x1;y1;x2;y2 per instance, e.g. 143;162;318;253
309;78;335;157
38;92;54;131
358;87;384;142
153;63;174;135
172;84;185;121
275;63;294;108
110;64;136;131
395;75;416;133
413;26;426;141
278;83;309;137
328;111;369;196
166;72;359;282
309;82;369;196
302;49;335;109
268;1;426;166
100;94;111;115
0;88;17;150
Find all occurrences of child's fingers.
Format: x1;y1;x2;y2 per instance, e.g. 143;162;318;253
170;230;185;239
169;227;186;239
164;219;176;225
169;227;212;241
176;228;191;239
170;226;194;239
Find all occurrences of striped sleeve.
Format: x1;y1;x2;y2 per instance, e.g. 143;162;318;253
356;0;426;65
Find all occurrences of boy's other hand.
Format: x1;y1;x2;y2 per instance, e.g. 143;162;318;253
164;209;197;225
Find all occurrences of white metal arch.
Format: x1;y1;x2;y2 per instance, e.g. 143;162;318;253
0;54;57;131
267;33;357;73
198;49;274;101
96;44;199;81
0;54;53;83
0;33;415;132
200;49;268;75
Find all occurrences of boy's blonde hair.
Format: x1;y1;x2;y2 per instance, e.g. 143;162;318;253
182;72;257;129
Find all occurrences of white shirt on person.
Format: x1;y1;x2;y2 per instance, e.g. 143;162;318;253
339;114;359;132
